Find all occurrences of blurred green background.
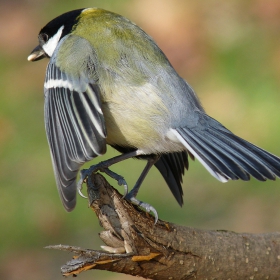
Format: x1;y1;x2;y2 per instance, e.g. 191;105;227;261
1;0;280;279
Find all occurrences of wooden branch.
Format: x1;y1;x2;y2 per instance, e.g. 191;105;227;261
48;173;280;279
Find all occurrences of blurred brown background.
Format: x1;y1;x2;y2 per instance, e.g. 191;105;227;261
1;0;280;279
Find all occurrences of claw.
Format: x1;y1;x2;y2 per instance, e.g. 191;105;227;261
77;170;88;199
102;168;129;197
142;204;158;224
117;178;128;198
139;202;158;224
126;195;159;224
122;183;128;198
78;186;88;199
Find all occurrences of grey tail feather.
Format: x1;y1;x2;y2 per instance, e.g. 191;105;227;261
175;115;280;182
155;151;189;206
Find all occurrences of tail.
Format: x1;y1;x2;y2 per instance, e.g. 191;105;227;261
154;151;190;206
171;113;280;182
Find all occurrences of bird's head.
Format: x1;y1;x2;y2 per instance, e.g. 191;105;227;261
27;9;83;62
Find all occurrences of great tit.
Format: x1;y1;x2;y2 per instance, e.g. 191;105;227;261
28;8;280;218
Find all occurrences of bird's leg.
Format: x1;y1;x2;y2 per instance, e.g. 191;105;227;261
125;155;160;223
77;150;138;198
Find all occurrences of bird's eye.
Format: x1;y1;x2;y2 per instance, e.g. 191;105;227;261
39;33;48;43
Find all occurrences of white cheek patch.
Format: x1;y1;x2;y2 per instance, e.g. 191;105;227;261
42;25;64;57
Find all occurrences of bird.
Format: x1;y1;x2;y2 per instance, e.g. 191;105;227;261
28;8;280;220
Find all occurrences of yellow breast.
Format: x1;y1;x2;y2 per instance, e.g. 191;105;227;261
101;83;168;151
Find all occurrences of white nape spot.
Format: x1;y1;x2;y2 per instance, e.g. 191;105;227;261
42;25;64;57
44;79;73;90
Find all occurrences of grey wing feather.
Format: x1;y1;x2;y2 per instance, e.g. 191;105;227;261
44;62;106;211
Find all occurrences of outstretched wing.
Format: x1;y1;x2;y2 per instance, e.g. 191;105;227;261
44;61;107;211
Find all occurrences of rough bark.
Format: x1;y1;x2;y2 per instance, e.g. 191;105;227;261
48;173;280;279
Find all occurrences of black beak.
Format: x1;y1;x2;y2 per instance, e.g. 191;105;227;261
27;45;47;62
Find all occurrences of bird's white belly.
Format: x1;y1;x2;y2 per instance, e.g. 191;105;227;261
101;101;183;154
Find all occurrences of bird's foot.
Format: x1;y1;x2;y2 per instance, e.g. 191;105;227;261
125;192;158;224
77;162;128;199
101;168;128;197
